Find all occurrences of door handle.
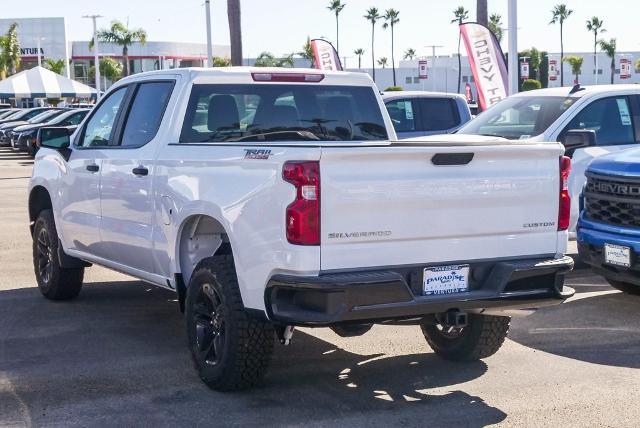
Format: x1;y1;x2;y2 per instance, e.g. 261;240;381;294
132;166;149;176
86;164;99;172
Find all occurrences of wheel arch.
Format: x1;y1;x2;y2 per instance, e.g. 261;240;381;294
28;185;53;236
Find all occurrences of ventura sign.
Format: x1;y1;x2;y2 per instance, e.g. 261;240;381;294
20;47;45;56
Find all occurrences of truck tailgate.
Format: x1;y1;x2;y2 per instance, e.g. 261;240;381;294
320;143;564;270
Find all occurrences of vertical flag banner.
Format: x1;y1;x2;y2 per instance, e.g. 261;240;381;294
520;60;530;80
620;58;631;80
549;59;558;81
418;59;428;79
459;22;508;110
310;39;343;71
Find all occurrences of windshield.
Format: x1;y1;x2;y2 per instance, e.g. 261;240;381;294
29;110;62;124
179;84;388;143
458;96;577;140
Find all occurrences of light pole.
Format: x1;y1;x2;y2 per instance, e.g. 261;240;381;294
424;45;443;91
83;14;103;98
204;0;213;67
507;0;518;95
36;37;45;67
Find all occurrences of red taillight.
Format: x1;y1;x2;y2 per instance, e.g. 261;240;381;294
251;72;325;82
558;156;571;231
283;161;320;245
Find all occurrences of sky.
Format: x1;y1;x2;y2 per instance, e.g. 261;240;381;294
3;0;640;67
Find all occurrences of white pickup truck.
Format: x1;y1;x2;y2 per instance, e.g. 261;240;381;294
29;67;574;391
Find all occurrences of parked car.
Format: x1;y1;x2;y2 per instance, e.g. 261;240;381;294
577;148;640;295
0;108;20;120
0;108;60;145
383;91;472;138
3;110;64;147
30;67;573;391
433;84;640;236
13;109;89;156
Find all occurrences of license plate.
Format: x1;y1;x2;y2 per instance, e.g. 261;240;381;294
423;264;469;296
604;244;631;267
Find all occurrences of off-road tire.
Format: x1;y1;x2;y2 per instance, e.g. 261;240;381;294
185;255;274;391
607;279;640;295
421;314;510;361
32;209;84;300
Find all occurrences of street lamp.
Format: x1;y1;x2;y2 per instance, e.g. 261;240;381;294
36;37;45;67
204;0;213;67
83;14;104;98
507;0;518;95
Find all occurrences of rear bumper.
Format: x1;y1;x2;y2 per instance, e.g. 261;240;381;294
578;220;640;286
265;256;574;326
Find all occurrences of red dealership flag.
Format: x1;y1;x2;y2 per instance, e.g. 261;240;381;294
310;39;343;71
459;22;508;110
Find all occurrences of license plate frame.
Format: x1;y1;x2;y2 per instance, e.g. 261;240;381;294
604;243;631;267
423;264;470;296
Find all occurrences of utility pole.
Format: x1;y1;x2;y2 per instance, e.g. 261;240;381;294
36;38;42;67
204;0;213;67
424;45;443;91
507;0;518;95
83;14;103;99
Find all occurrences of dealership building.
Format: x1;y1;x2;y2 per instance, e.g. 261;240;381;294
0;17;230;88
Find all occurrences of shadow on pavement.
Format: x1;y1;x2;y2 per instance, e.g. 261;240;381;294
0;280;506;427
509;291;640;369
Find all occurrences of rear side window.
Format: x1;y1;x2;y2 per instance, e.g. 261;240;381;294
121;81;174;147
385;99;416;132
179;84;388;143
418;98;460;131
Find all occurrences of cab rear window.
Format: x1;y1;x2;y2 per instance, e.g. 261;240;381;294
179;84;388;143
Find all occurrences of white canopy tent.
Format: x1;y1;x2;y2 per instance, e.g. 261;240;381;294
0;66;96;99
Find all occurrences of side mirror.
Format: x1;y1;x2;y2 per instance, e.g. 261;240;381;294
37;127;72;160
561;129;596;156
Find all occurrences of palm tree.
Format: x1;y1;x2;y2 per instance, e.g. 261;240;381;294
451;6;469;93
382;9;400;86
254;52;294;68
563;55;584;84
212;56;232;67
227;0;243;66
488;14;503;43
636;59;640;74
354;48;365;69
89;57;123;83
327;0;346;55
377;57;388;68
299;37;315;67
586;17;605;83
364;7;381;82
43;58;66;75
477;0;488;26
403;48;416;60
91;20;147;76
599;38;617;84
0;23;21;78
549;4;573;86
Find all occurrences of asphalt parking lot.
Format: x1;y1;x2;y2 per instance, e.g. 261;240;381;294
0;147;638;427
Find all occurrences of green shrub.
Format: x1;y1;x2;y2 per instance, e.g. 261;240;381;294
521;79;542;91
384;86;403;91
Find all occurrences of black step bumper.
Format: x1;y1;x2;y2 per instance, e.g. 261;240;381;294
265;256;575;326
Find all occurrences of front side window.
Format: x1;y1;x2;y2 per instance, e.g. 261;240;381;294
385;99;416;132
121;81;174;147
78;87;127;147
563;96;635;146
458;96;577;140
179;84;388;143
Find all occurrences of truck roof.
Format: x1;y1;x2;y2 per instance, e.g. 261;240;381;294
381;91;466;101
513;84;640;98
116;67;376;87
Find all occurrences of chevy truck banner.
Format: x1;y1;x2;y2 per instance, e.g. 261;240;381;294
459;22;508;111
311;38;343;71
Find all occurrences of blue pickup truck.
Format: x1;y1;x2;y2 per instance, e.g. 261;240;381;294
577;148;640;295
